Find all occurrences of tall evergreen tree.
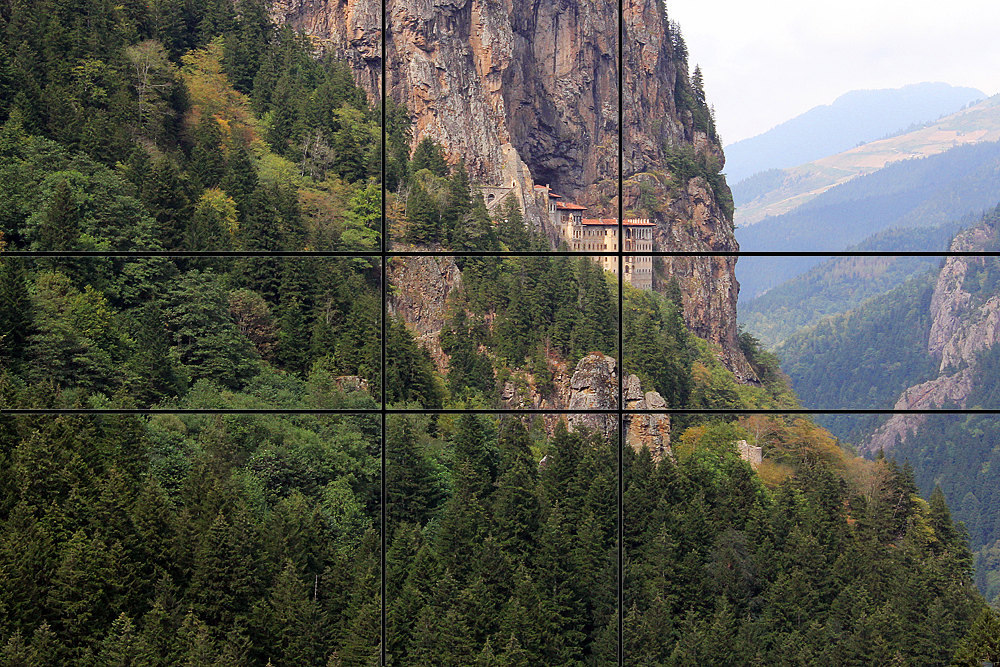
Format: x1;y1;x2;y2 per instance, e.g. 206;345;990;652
387;416;444;532
411;137;448;177
441;159;472;245
406;180;440;244
0;257;33;370
189;108;225;190
141;156;191;251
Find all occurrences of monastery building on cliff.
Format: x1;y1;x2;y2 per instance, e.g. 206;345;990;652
534;185;654;290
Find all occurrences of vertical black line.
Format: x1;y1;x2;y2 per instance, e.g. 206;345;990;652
380;0;388;664
617;1;625;665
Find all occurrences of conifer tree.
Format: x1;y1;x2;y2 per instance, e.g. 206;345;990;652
385;317;443;409
221;139;258;221
491;421;540;560
331;106;372;183
406;180;440;244
277;294;309;374
385;99;412;191
441;159;472;245
165;270;259;388
238;186;286;301
951;607;1000;666
141;156;191;250
98;612;140;667
572;257;616;359
258;561;323;666
127;301;183;405
35;178;79;253
387;416;444;531
495;196;529;251
189;109;225;190
0;257;33;370
411;137;448;177
453;413;498;497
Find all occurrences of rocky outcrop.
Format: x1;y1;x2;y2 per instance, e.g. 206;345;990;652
864;370;975;454
565;353;620;440
268;0;754;381
863;222;1000;454
928;225;1000;371
386;254;462;372
501;353;671;457
267;0;381;94
624;374;671;461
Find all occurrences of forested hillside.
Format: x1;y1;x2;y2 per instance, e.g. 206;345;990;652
777;206;1000;606
778;272;939;440
0;0;993;663
740;220;965;348
386;412;985;666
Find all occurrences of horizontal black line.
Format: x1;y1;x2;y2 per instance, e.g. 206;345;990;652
3;408;1000;416
3;250;995;259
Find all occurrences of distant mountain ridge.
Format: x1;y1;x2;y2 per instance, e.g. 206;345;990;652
725;82;985;183
735;139;1000;302
733;93;1000;227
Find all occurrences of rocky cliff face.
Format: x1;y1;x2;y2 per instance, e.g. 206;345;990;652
649;177;750;381
386;254;462;373
864;222;1000;453
505;353;672;458
267;0;381;94
269;0;753;380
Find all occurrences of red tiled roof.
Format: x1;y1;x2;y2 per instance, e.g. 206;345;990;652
533;185;562;198
556;202;587;210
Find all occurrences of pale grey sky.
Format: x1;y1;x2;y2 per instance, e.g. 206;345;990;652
666;0;1000;145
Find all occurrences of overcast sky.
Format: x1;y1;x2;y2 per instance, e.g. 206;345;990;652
666;0;1000;145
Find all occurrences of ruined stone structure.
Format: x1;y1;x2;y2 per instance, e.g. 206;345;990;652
734;440;763;467
478;182;519;212
535;184;655;290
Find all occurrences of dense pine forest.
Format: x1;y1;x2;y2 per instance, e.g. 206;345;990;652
778;206;1000;611
0;0;997;663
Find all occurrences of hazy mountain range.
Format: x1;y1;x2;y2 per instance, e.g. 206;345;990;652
724;82;985;183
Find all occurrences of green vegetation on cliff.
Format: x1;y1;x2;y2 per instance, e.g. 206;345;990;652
774;207;1000;606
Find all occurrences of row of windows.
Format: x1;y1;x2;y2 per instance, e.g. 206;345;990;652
572;228;652;240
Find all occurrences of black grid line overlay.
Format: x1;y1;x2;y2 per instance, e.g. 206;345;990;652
1;4;998;667
617;5;625;663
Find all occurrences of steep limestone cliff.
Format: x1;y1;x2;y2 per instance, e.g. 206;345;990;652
269;0;754;380
864;221;1000;453
386;254;462;373
267;0;381;94
506;353;672;458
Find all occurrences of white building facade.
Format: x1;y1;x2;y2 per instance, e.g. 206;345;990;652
535;185;655;290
